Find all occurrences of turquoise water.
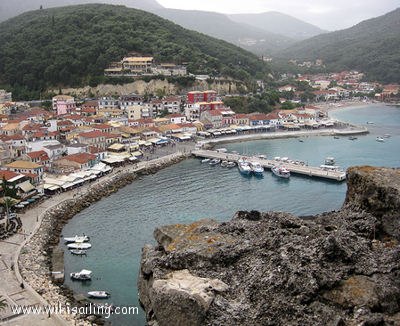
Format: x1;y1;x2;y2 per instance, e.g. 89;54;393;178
60;104;400;325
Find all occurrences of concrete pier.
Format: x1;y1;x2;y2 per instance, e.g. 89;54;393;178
192;150;347;181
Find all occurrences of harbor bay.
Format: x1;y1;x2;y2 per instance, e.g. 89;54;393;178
60;104;400;325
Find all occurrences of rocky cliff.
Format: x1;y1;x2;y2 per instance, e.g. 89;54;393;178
138;167;400;326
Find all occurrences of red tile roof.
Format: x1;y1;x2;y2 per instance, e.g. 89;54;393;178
92;123;112;130
26;150;49;161
0;170;20;181
61;153;97;164
79;130;107;138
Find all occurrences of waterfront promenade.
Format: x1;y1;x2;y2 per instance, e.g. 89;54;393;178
0;152;187;325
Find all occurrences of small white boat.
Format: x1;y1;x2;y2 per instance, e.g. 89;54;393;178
249;162;264;175
366;121;374;124
67;242;92;250
64;235;90;243
320;165;340;171
376;137;385;142
226;162;236;168
221;160;228;167
209;159;221;166
257;155;267;159
70;249;87;256
281;157;289;162
216;148;227;153
238;160;252;175
88;291;111;299
70;269;92;281
272;166;290;179
348;136;357;140
384;134;391;138
201;158;210;163
324;157;335;166
274;156;281;161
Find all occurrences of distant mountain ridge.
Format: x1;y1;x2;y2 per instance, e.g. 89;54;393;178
278;8;400;83
229;11;326;40
151;8;296;54
0;0;326;56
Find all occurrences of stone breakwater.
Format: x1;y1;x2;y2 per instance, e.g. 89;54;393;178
19;153;188;325
139;166;400;326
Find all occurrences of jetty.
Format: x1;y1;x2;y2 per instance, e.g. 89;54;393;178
192;150;347;181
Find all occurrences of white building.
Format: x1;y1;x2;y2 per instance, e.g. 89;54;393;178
0;89;12;104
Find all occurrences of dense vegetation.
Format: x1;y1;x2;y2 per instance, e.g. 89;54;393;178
0;4;269;99
223;91;281;114
278;8;400;83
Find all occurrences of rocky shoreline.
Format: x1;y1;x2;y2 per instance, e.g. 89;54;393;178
18;153;188;325
138;166;400;326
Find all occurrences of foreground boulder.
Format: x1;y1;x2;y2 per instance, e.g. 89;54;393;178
138;167;400;325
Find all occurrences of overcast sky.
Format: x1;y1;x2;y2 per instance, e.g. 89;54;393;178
157;0;399;30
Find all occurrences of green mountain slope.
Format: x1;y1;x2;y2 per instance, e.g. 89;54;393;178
0;0;163;22
278;8;400;83
0;4;269;99
229;11;325;40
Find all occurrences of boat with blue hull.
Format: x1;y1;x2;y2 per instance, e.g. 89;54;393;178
249;162;264;176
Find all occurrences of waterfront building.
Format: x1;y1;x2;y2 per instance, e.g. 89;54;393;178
52;153;98;172
4;160;44;181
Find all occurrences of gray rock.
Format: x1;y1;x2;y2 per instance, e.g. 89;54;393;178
139;167;400;325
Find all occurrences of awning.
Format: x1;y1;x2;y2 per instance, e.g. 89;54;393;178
44;184;60;191
148;138;161;144
131;151;143;157
17;181;35;193
108;143;125;151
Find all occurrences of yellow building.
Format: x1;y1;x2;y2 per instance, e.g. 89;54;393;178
122;57;154;74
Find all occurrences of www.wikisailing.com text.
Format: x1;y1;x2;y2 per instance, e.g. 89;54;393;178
9;303;138;319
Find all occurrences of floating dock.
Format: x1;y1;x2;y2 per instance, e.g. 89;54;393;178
192;150;346;182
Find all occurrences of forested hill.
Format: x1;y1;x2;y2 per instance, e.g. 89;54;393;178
0;4;269;99
277;8;400;83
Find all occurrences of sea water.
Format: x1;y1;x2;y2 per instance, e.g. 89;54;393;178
60;103;400;325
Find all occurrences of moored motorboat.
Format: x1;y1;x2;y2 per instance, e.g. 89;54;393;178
271;166;290;179
201;158;210;163
249;162;264;175
384;134;391;138
238;160;252;175
324;157;335;166
376;137;385;142
348;136;357;140
226;162;236;168
70;249;87;256
67;242;92;250
333;136;340;139
209;159;221;166
70;269;92;281
64;235;90;243
88;291;111;299
221;160;228;167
